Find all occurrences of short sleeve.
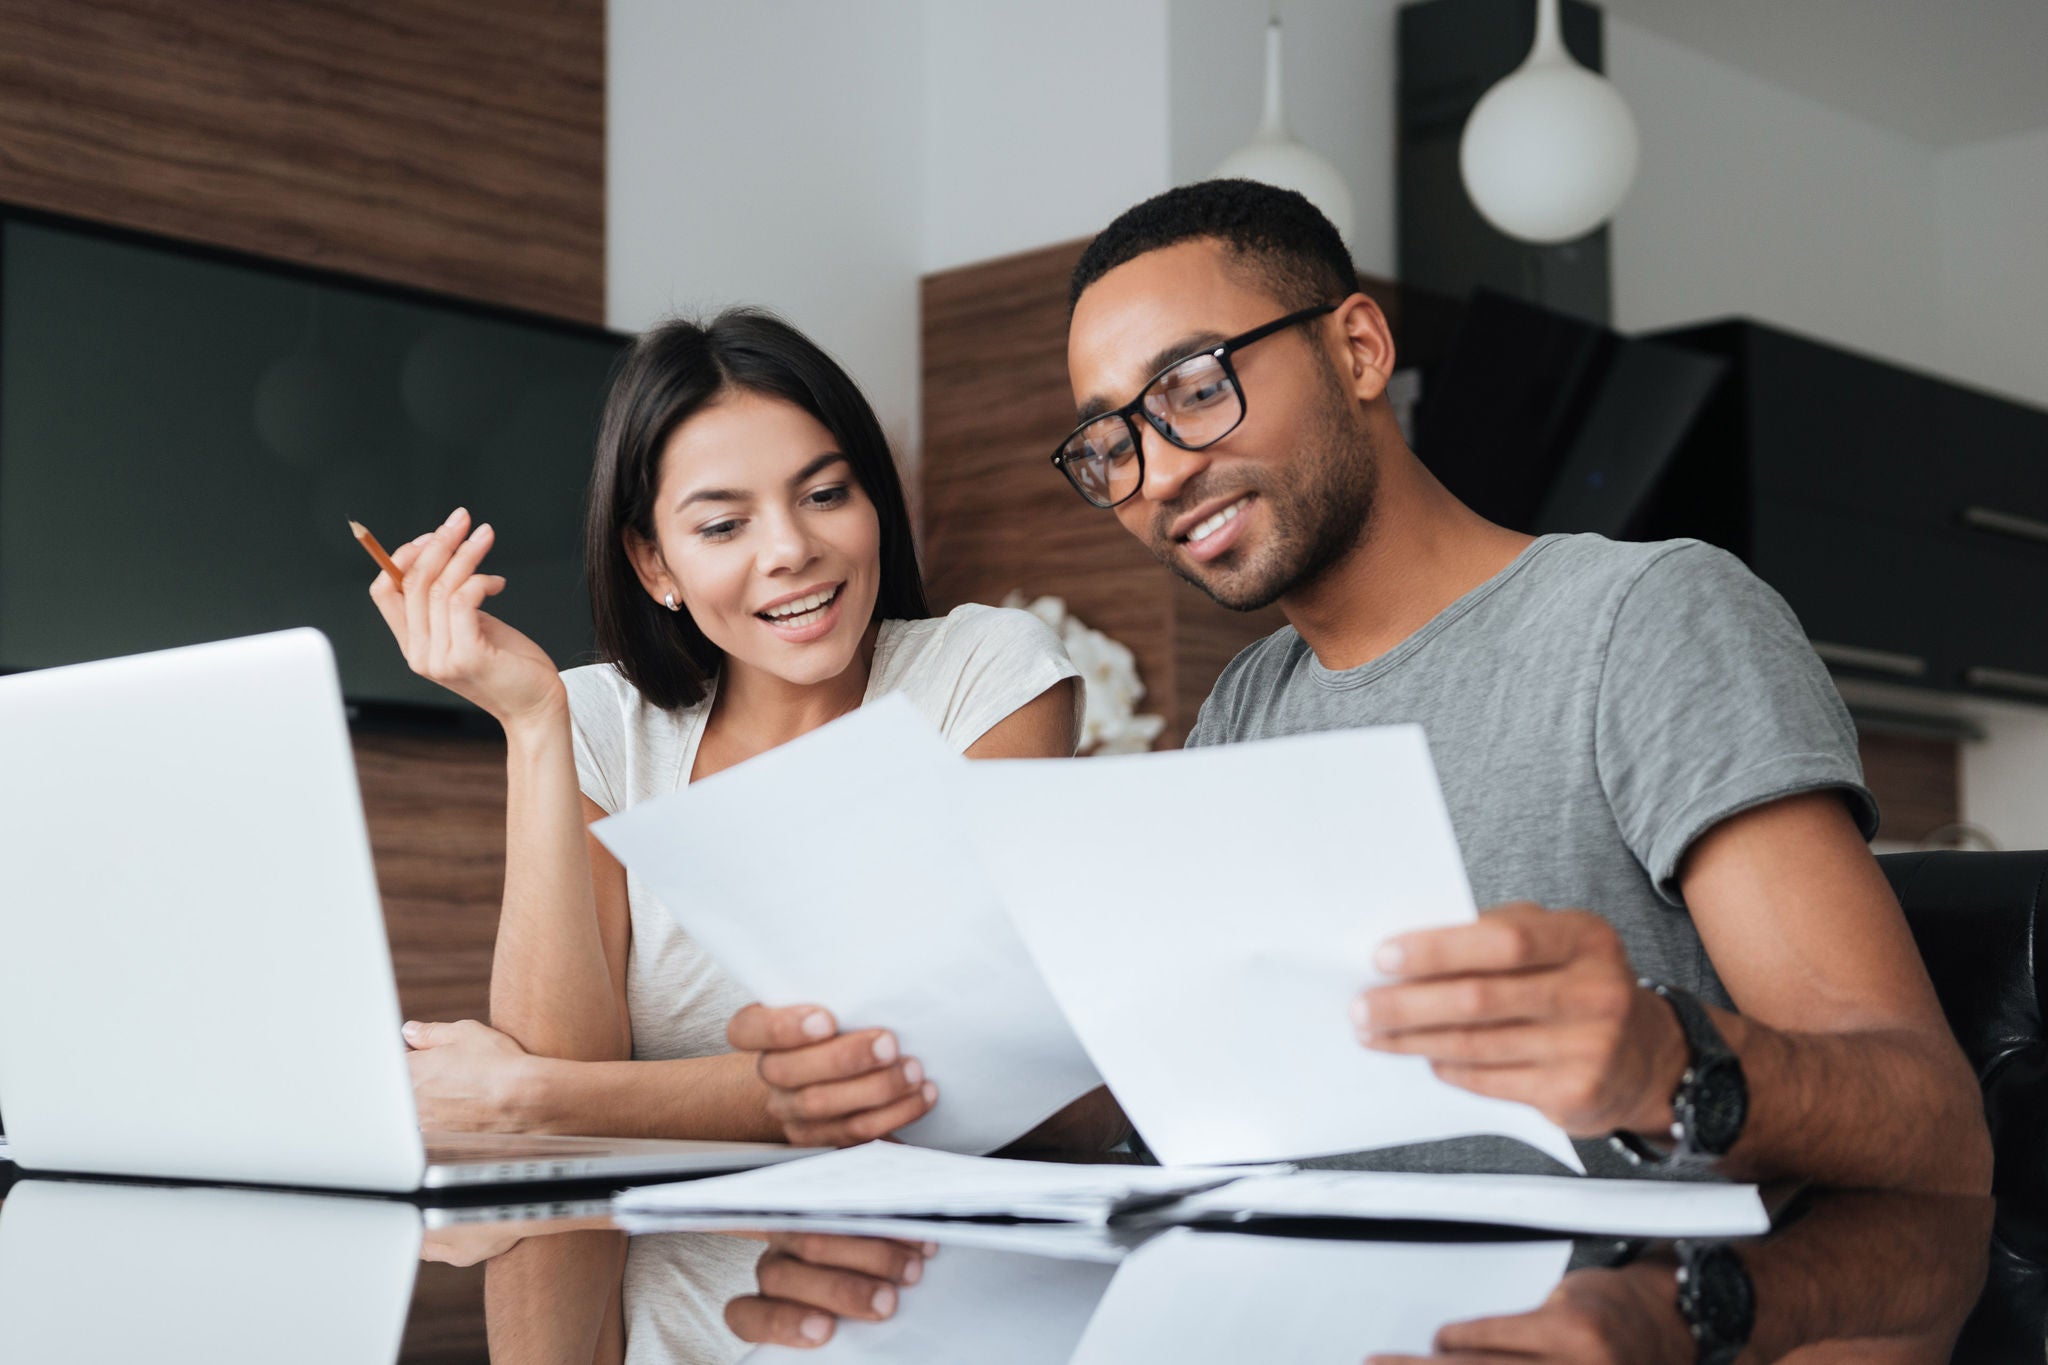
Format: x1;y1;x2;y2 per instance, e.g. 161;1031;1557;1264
909;605;1084;752
561;664;628;815
1594;542;1879;904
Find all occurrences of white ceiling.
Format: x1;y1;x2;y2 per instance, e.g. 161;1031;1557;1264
1599;0;2048;148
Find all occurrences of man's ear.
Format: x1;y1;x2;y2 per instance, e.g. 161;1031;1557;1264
1330;292;1397;404
622;528;672;604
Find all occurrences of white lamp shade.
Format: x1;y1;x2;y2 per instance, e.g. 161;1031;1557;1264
1459;59;1639;245
1209;19;1357;246
1214;138;1357;247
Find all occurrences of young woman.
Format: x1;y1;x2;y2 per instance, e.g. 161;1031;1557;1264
367;309;1084;1147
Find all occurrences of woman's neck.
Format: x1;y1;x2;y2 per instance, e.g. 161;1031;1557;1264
704;621;881;759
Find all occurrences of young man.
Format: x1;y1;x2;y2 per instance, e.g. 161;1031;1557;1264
741;180;1986;1191
723;179;1989;1349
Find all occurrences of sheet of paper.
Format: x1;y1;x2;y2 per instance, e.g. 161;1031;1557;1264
1156;1169;1769;1238
750;1244;1118;1365
1069;1228;1573;1363
617;1212;1136;1264
959;725;1583;1171
613;1141;1288;1225
594;697;1101;1155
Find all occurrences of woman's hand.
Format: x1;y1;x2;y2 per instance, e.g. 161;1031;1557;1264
367;506;566;730
404;1018;544;1132
725;1233;934;1349
727;1004;938;1147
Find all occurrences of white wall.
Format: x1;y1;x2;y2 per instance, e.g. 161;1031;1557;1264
608;0;924;454
1167;0;1400;278
1605;20;1943;372
923;0;1173;274
1936;125;2048;411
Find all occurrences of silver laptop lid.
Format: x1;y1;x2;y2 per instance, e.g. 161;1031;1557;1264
0;1178;420;1364
0;629;426;1191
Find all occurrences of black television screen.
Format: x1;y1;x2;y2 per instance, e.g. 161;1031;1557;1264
0;210;628;720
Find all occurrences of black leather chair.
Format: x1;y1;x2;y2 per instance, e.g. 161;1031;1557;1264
1881;849;2048;1358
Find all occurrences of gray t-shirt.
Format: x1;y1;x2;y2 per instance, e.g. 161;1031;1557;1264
1187;533;1877;1177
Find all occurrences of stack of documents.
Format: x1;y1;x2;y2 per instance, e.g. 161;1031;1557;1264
611;1141;1286;1226
1149;1168;1770;1238
613;1144;1767;1240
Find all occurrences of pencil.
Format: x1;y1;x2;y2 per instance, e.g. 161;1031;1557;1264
348;519;405;590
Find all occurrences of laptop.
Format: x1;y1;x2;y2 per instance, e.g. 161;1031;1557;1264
0;1178;422;1364
0;628;818;1193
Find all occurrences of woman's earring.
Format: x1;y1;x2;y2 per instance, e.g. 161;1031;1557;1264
663;592;679;612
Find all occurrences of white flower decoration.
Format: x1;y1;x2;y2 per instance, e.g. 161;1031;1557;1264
1003;592;1168;756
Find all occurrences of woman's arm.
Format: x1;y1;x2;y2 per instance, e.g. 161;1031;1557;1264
371;511;632;1063
484;743;633;1061
484;1229;627;1365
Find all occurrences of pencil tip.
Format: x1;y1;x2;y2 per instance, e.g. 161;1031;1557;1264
347;519;366;537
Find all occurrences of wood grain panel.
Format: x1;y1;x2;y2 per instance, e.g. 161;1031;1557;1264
399;1260;488;1364
353;731;506;1026
0;0;604;322
922;240;1182;740
1857;731;1961;844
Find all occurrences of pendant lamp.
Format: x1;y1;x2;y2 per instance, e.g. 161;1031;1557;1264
1212;19;1357;245
1458;0;1639;244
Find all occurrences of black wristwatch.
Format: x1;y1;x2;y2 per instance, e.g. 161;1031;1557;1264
1675;1238;1756;1364
1609;982;1748;1172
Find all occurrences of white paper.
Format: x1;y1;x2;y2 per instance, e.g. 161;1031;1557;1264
594;697;1101;1155
619;1212;1136;1263
1157;1169;1770;1238
613;1141;1288;1225
1069;1228;1573;1363
960;725;1584;1171
748;1244;1118;1365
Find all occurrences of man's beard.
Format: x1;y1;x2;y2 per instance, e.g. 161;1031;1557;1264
1155;369;1379;613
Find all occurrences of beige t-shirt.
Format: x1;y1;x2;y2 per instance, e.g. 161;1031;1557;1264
565;605;1080;1363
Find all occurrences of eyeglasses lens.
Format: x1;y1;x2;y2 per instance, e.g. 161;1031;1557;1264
1060;416;1142;508
1142;354;1241;449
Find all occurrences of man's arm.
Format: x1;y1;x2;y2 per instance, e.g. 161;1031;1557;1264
1360;791;1991;1194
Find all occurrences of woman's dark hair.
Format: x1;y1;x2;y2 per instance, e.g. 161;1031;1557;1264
584;307;929;710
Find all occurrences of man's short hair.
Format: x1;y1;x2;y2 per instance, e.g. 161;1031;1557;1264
1068;179;1357;315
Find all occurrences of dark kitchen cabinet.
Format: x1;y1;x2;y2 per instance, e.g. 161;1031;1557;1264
1645;321;2048;705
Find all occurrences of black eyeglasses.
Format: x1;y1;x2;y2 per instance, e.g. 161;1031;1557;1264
1050;303;1338;509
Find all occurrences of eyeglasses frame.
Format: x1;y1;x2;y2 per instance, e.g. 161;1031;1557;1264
1050;301;1340;509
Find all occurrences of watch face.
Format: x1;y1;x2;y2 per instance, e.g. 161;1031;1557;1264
1682;1243;1757;1350
1687;1058;1748;1155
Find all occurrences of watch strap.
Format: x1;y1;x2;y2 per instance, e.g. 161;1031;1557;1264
1609;981;1744;1171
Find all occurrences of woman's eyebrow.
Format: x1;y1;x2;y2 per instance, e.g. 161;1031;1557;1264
676;484;747;511
789;452;848;485
676;453;847;512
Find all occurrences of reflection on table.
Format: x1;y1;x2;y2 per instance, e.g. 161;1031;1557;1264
0;1173;2004;1363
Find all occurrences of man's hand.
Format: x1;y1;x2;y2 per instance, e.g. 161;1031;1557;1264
403;1018;541;1132
1354;903;1690;1138
727;1004;938;1147
725;1233;935;1348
